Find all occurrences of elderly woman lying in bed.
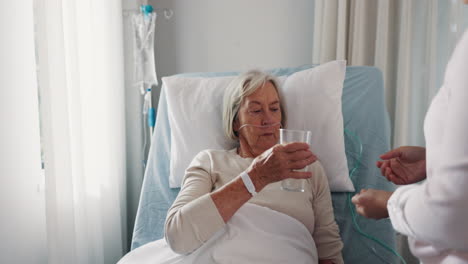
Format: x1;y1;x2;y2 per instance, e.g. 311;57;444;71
164;70;344;264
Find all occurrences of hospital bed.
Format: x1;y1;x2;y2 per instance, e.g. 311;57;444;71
130;65;398;263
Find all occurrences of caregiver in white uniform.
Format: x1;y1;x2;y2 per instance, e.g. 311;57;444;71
352;7;468;264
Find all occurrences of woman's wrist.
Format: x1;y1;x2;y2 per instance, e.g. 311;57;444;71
246;168;268;192
240;171;258;196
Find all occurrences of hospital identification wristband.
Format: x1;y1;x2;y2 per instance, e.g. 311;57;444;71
240;171;257;196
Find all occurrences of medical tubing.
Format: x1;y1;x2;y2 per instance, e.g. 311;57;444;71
344;128;407;264
141;89;152;168
238;122;281;131
142;108;148;168
148;107;156;128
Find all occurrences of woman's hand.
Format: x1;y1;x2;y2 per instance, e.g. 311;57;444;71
246;142;316;190
377;146;426;185
351;189;393;219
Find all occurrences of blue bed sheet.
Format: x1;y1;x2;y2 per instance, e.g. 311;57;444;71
131;66;397;263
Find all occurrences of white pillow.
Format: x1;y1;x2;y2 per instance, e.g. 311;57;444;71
163;60;354;192
280;61;353;192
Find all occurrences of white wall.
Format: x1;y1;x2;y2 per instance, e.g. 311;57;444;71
150;0;314;77
0;1;48;263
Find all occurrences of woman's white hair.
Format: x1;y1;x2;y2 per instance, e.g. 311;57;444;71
223;70;285;141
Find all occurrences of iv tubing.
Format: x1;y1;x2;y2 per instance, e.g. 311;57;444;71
344;128;407;264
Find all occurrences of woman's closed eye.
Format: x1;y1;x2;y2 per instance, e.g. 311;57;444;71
248;107;279;115
248;109;262;115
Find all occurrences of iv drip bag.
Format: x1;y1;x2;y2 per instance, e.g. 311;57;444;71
132;11;158;93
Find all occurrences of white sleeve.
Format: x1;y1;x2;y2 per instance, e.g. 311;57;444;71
388;30;468;251
164;151;225;254
310;162;344;264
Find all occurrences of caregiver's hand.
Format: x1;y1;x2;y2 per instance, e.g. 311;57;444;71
247;142;316;190
351;189;393;219
377;146;426;185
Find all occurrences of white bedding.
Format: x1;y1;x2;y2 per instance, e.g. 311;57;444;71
119;203;318;264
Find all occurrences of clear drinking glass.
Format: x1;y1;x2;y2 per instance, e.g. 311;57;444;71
280;129;312;192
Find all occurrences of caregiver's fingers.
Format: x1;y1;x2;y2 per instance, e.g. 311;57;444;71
380;148;403;160
379;160;390;177
351;190;367;205
388;173;406;185
385;167;393;179
351;194;360;205
354;204;366;217
376;161;383;168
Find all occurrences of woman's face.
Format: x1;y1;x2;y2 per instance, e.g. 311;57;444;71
234;81;282;156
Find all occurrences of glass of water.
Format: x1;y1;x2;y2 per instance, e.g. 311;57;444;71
280;128;312;192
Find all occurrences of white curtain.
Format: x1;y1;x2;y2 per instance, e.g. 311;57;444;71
313;0;467;147
35;0;127;263
313;1;467;263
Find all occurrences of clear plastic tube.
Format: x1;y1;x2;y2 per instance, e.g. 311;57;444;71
344;128;407;264
238;122;282;131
